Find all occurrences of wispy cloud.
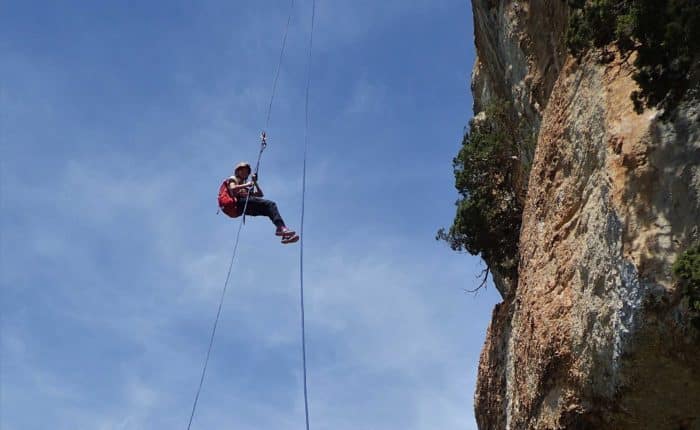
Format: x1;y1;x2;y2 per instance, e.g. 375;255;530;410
344;79;387;115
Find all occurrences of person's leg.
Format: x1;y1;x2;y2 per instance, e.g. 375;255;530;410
238;197;286;228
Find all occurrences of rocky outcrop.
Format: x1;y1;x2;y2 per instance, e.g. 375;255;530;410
470;1;700;428
470;0;568;298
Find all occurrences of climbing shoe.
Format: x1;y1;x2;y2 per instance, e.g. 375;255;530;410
275;226;296;238
281;234;300;244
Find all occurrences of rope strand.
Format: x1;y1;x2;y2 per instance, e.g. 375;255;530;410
299;0;316;429
266;0;296;130
186;143;265;430
186;0;294;424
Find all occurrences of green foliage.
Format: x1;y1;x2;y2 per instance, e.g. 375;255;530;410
518;121;538;180
566;0;623;54
672;243;700;329
438;100;522;282
566;0;700;113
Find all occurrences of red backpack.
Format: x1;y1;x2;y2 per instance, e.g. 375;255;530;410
218;179;239;218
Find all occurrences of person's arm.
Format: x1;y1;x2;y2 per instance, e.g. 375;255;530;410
251;173;264;197
228;179;254;196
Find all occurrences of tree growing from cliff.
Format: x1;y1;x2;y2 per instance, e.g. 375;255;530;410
438;100;522;289
566;0;700;114
673;243;700;329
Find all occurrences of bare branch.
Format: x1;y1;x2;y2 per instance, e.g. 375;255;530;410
464;266;491;295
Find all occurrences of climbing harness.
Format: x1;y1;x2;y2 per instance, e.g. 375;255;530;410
187;0;316;428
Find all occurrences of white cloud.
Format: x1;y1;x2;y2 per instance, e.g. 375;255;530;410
345;79;387;115
312;0;455;51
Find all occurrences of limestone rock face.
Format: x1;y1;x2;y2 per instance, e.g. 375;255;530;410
470;1;700;428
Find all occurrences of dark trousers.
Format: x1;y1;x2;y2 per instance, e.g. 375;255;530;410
236;196;285;228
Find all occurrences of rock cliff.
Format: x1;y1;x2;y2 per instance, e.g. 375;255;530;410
469;1;700;428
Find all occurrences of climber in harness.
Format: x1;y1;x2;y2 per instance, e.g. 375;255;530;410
218;161;299;244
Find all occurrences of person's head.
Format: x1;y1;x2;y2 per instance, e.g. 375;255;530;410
234;162;252;180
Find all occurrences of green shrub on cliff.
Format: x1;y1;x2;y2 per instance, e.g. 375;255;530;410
566;0;622;54
566;0;700;113
672;243;700;329
438;100;522;284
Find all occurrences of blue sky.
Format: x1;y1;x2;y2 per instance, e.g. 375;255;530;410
0;1;502;429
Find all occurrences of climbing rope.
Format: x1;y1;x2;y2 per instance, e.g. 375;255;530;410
299;0;316;429
187;138;266;430
186;0;293;427
265;0;295;131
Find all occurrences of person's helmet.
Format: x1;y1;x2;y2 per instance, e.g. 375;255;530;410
234;162;252;176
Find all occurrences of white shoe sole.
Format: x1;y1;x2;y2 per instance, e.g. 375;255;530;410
281;235;300;244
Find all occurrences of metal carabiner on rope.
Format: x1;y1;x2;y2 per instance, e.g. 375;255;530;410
242;131;269;225
254;131;268;176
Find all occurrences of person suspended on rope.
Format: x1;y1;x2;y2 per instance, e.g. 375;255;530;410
218;161;299;244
